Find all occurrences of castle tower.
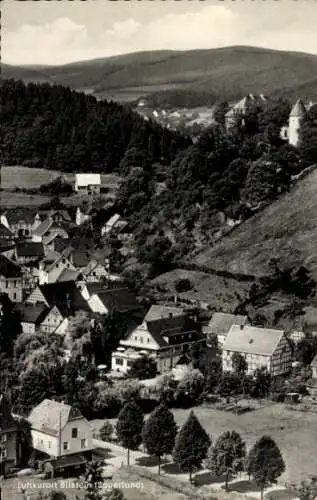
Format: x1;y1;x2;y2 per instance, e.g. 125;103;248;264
288;98;306;147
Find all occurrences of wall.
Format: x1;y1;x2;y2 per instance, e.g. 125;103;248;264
31;429;59;457
40;307;64;334
0;277;23;302
87;295;108;314
61;419;93;455
21;321;36;334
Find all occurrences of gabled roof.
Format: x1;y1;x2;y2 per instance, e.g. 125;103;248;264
290;99;306;118
223;325;285;356
75;173;101;186
0;255;22;278
33;219;54;238
37;281;79;314
144;305;185;322
2;208;38;225
105;214;121;229
56;268;82;283
145;315;202;348
16;241;45;258
93;288;142;313
28;399;84;436
13;303;49;325
0;224;13;239
207;312;248;335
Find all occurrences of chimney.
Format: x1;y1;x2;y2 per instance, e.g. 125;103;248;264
240;324;244;330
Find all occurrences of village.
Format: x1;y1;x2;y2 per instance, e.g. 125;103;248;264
0;164;317;500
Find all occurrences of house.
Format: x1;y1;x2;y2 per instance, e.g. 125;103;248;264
0;394;25;474
87;287;143;316
28;399;93;459
81;258;111;283
80;280;124;302
26;280;89;316
13;303;68;335
112;309;204;374
74;174;101;194
101;214;125;237
38;249;75;285
222;324;292;377
1;208;41;238
0;255;23;302
203;312;248;347
0;224;15;251
14;242;45;265
225;94;267;130
32;218;69;244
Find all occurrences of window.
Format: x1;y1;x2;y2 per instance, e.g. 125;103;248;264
48;441;52;449
63;441;69;450
127;361;132;367
13;293;17;300
140;337;143;344
5;281;8;289
134;336;138;341
1;434;7;443
81;439;87;449
115;358;123;366
72;428;78;438
40;439;44;445
14;280;17;288
0;449;6;459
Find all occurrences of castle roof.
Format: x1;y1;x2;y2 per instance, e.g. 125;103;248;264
290;99;306;118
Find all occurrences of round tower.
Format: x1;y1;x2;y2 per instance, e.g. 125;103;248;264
289;98;306;147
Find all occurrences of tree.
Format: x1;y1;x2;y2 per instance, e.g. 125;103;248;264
250;367;271;399
81;461;104;500
128;355;157;380
175;369;206;406
142;403;177;475
232;353;248;377
289;478;317;500
90;310;129;367
206;431;246;490
247;435;285;500
116;401;144;465
99;421;113;442
173;411;211;482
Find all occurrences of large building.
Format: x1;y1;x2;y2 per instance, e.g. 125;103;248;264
74;174;101;194
222;324;292;377
280;98;307;147
112;305;204;374
225;94;267;130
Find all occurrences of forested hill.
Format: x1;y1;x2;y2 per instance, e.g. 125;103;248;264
0;79;191;173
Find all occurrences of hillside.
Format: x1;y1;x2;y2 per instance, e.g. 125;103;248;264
3;46;317;105
195;167;317;281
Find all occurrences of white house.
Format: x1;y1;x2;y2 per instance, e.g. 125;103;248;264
28;399;93;458
222;324;292;377
203;312;248;347
74;174;101;194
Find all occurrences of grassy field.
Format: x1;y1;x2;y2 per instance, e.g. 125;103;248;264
172;403;317;484
151;269;252;311
195;168;317;282
0;166;121;208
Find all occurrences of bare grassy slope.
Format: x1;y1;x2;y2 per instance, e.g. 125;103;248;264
3;46;317;103
196;168;317;280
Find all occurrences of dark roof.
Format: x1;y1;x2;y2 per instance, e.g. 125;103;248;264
46;454;87;470
0;224;13;238
3;208;38;225
146;315;202;348
13;303;49;325
53;237;70;253
96;288;142;313
0;255;22;278
16;242;45;258
38;281;89;314
71;250;91;268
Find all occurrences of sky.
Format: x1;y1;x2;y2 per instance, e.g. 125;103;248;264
2;0;317;66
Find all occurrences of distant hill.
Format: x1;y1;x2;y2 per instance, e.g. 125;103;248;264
3;46;317;105
195;167;317;282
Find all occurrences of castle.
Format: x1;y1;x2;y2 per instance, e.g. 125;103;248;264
225;95;314;148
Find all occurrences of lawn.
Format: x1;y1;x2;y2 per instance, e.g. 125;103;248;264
172;403;317;484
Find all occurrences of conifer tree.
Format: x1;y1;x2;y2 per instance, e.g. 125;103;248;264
173;411;211;482
116;401;144;465
247;435;285;500
206;430;246;490
142;403;177;475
